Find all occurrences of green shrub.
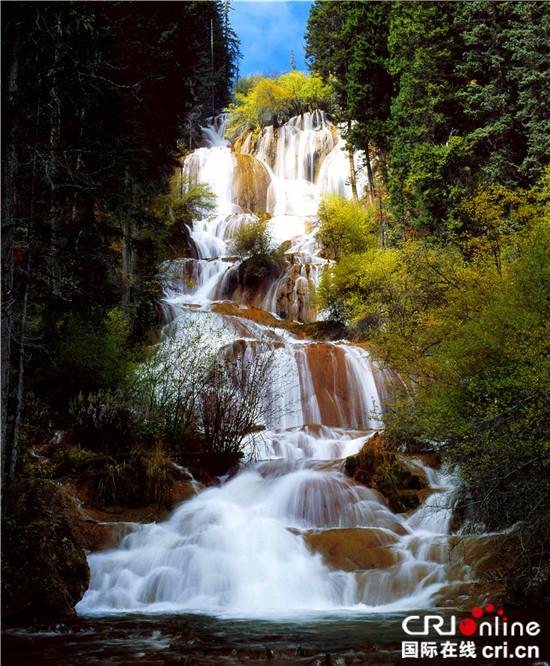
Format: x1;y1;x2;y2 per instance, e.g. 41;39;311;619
229;218;274;258
317;195;377;260
57;308;131;395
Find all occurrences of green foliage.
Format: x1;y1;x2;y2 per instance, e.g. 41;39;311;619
386;2;469;235
229;218;273;258
388;218;550;557
57;309;131;397
229;218;285;285
235;74;265;97
320;169;550;563
152;180;216;258
306;1;549;238
227;71;333;135
457;2;550;185
385;1;549;235
345;436;424;513
306;1;392;151
317;195;377;260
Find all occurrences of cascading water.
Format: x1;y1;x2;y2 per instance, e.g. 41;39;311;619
77;112;457;618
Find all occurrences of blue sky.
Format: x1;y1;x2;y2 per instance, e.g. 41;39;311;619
232;1;313;77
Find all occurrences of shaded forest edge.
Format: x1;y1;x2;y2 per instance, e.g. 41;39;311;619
1;0;549;624
1;0;241;623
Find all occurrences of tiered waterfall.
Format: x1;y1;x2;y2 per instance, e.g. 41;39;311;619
77;112;457;617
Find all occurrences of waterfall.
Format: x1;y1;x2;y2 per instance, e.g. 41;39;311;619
77;112;457;618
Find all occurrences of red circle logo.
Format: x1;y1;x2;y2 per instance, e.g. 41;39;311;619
459;618;477;636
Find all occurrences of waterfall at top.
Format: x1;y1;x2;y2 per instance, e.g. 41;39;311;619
77;112;457;617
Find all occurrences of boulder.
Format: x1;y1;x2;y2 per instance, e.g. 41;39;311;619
344;433;428;512
304;527;402;571
233;154;271;213
2;479;90;624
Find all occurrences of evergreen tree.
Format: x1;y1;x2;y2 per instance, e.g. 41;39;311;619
456;2;521;186
387;1;468;235
306;1;392;205
306;0;392;152
507;2;550;182
457;2;550;185
1;1;239;478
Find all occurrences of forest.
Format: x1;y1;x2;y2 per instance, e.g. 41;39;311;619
1;0;549;659
305;0;550;603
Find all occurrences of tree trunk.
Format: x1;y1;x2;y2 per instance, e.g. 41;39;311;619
121;217;136;312
49;16;64;298
365;144;387;248
1;23;20;476
346;121;358;201
9;251;30;480
121;170;137;317
365;143;376;204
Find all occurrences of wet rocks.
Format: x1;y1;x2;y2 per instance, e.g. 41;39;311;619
274;262;316;323
233;154;271;213
434;533;515;609
344;433;427;512
1;479;90;624
304;527;402;571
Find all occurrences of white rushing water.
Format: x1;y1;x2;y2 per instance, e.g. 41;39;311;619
78;112;457;618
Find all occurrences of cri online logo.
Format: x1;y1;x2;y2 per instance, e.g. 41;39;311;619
402;604;541;638
459;603;506;636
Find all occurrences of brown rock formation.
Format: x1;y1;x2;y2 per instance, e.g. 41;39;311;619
1;480;90;624
232;154;271;213
304;344;351;426
304;527;402;571
344;433;428;512
274;261;317;323
434;533;516;609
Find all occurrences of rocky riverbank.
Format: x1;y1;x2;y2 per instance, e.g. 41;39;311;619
1;450;199;625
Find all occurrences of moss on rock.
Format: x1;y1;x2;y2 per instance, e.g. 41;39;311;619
344;433;426;512
1;479;90;624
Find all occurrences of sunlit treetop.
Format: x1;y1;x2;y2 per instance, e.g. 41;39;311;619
226;71;334;137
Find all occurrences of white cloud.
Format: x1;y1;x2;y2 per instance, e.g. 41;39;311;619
231;1;312;76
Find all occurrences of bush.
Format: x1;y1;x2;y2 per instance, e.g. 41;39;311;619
70;388;137;454
94;449;175;509
198;339;274;459
344;434;425;512
317;195;377;260
229;217;283;285
145;445;176;506
130;327;216;443
229;217;274;258
130;319;275;471
95;461;139;507
57;308;131;396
